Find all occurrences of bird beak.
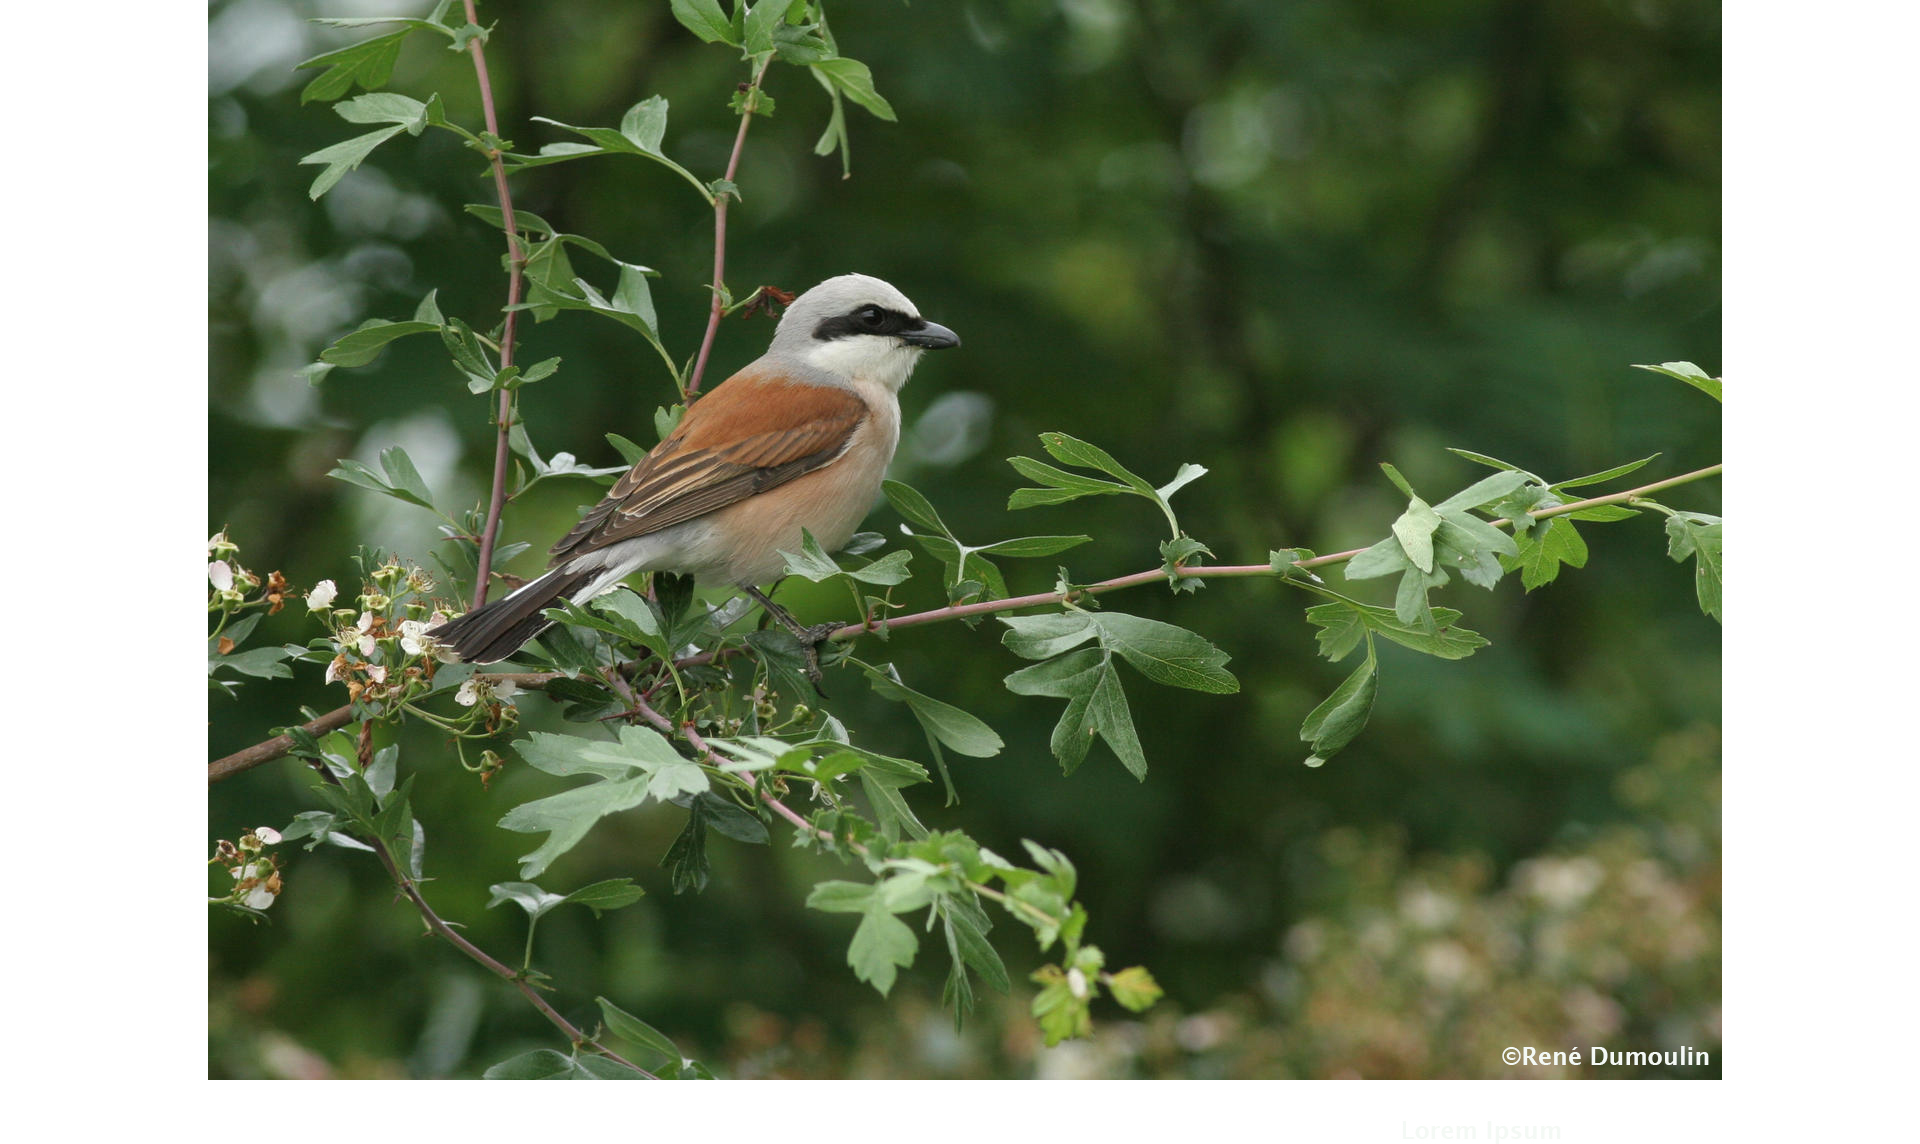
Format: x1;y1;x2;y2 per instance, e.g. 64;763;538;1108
900;321;960;350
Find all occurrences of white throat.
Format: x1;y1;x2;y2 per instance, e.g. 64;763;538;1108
800;336;924;392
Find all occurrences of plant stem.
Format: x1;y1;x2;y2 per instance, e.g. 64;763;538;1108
464;0;528;608
684;57;773;399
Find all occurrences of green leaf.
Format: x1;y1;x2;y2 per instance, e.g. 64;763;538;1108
744;629;821;709
1344;536;1412;581
811;75;853;176
660;791;766;894
596;997;682;1063
1393;563;1446;628
1106;966;1163;1012
605;432;649;466
463;204;558;236
208;646;292;680
858;756;931;842
1157;463;1210;502
299;125;407;200
1300;654;1378;766
486;881;566;919
317;313;442;367
515;101;711;202
619;97;668;153
1565;504;1641;522
1270;547;1320;580
295;31;410;105
1512;516;1589;590
1305;597;1488;661
882;480;948;533
743;0;789;57
1433;470;1534;515
942;894;1011;994
482;1049;582;1080
379;447;434;510
500;727;710;877
807;880;878;913
975;534;1093;558
481;1049;647;1080
1378;462;1418;499
559;878;646;914
1554;454;1661;491
777;529;912;585
669;0;737;44
811;57;897;121
1085;612;1238;694
1391;496;1441;573
847;905;918;996
1664;512;1723;621
864;666;1004;757
326;458;434;511
1039;432;1154;494
1006;456;1129;509
334;91;430;133
1000;612;1099;660
1444;448;1533;476
1634;361;1722;402
1004;648;1147;779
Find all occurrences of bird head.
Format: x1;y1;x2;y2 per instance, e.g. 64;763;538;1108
771;273;960;390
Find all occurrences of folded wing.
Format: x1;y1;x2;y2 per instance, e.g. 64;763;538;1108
550;369;867;564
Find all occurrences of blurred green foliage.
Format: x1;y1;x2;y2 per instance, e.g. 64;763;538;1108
209;0;1719;1078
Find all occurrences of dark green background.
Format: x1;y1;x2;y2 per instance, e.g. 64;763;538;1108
210;0;1720;1078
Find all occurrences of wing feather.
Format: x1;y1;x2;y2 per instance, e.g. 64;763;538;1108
549;368;866;563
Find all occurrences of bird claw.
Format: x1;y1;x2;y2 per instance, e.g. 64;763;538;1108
744;586;840;695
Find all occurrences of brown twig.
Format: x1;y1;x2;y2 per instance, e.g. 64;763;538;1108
463;0;528;608
684;57;774;399
300;756;653;1077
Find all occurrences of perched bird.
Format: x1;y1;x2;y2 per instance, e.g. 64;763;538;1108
432;273;959;670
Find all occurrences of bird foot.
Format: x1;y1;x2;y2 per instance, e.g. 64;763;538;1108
744;587;841;695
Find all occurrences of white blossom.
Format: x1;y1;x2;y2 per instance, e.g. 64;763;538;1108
455;676;518;707
208;561;234;591
254;826;282;845
243;883;277;910
306;580;338;610
348;612;378;656
1067;967;1089;1000
366;664;388;684
398;619;436;656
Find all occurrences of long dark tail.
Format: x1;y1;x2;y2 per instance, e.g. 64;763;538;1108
432;566;597;663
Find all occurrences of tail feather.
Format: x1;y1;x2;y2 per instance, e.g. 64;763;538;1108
432;567;597;663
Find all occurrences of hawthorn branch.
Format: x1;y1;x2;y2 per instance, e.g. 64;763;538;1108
684;56;773;399
300;756;653;1078
838;463;1725;639
206;463;1721;783
464;0;528;608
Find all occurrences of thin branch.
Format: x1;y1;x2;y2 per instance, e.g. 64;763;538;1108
207;463;1722;783
371;838;655;1078
684;57;774;399
463;0;528;608
838;462;1726;639
298;753;653;1077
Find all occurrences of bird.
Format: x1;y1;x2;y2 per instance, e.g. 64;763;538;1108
431;273;959;673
